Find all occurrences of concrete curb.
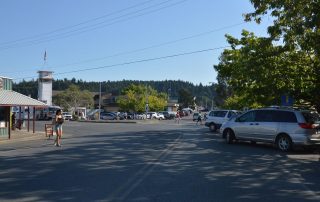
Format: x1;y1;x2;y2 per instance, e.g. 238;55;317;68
78;120;137;124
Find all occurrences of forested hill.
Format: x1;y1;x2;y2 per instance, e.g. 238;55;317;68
13;79;218;105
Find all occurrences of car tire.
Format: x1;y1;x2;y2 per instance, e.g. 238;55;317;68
225;129;234;144
209;123;217;132
276;134;292;152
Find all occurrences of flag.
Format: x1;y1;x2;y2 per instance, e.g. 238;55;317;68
44;50;47;61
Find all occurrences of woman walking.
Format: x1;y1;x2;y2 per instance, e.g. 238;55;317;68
175;110;180;124
54;109;64;147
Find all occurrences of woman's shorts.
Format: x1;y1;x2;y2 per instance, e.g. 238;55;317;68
55;124;62;131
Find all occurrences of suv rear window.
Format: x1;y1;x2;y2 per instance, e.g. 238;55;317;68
302;112;320;124
212;111;228;117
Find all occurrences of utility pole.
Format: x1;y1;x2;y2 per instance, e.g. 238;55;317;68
209;82;214;110
98;82;101;120
145;85;149;116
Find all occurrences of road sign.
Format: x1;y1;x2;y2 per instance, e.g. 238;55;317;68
281;95;294;106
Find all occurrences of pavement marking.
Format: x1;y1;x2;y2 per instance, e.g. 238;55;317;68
106;132;183;201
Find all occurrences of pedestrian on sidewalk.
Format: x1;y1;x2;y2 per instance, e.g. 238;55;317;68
196;113;203;125
175;110;180;124
54;109;64;147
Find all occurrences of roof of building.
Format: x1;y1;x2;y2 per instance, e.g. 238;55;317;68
0;90;47;107
0;76;13;80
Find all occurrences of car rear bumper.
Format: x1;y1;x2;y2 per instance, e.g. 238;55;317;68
204;122;222;127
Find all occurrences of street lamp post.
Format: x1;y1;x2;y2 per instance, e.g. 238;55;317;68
145;85;149;117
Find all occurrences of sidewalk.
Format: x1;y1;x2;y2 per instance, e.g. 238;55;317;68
0;129;45;144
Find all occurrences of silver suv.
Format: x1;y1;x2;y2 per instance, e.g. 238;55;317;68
205;110;241;132
220;108;320;151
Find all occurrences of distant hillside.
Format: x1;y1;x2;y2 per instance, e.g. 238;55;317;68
13;78;219;107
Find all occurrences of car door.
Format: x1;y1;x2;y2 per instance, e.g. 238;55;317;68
254;110;279;142
233;110;258;139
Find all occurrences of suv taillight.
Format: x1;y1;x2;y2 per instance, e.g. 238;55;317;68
298;123;315;129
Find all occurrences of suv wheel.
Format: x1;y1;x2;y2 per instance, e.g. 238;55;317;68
276;134;292;152
209;123;217;132
225;129;234;144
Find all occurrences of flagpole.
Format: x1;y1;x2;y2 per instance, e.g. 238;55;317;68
43;50;47;68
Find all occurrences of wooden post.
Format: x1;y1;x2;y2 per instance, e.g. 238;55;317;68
7;106;11;140
19;106;22;130
27;107;30;132
33;107;35;133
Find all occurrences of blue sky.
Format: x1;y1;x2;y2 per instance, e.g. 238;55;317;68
0;0;272;85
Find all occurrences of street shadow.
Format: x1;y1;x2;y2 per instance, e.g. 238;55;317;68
0;127;319;202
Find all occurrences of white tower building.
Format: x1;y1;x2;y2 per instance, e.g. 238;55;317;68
38;70;53;105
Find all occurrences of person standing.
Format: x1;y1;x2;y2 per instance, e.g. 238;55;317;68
54;109;64;147
11;112;16;130
196;113;202;125
175;110;180;124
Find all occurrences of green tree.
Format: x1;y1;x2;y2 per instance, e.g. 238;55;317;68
53;84;93;112
213;1;320;111
215;30;314;109
242;0;320;111
117;84;167;112
178;88;194;108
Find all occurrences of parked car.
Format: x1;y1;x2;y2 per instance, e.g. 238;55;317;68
100;112;117;120
205;110;241;132
157;112;165;120
136;113;147;119
62;112;73;120
159;111;175;120
147;112;165;120
220;108;320;151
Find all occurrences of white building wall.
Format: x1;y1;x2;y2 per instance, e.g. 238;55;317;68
38;71;53;106
38;81;52;105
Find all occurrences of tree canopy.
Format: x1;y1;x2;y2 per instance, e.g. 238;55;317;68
215;1;320;111
53;84;93;112
117;84;167;112
13;79;218;109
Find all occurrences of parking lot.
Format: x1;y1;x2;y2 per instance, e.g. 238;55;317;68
0;119;319;201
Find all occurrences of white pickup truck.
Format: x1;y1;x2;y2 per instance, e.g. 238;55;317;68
205;110;241;132
148;112;165;120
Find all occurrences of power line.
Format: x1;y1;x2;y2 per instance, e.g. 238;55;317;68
0;0;156;47
3;22;245;74
14;46;230;81
0;0;188;51
57;22;245;67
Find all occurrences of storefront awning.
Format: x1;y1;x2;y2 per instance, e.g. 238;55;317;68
0;90;47;107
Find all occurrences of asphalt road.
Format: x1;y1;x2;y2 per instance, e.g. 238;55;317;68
0;120;319;202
